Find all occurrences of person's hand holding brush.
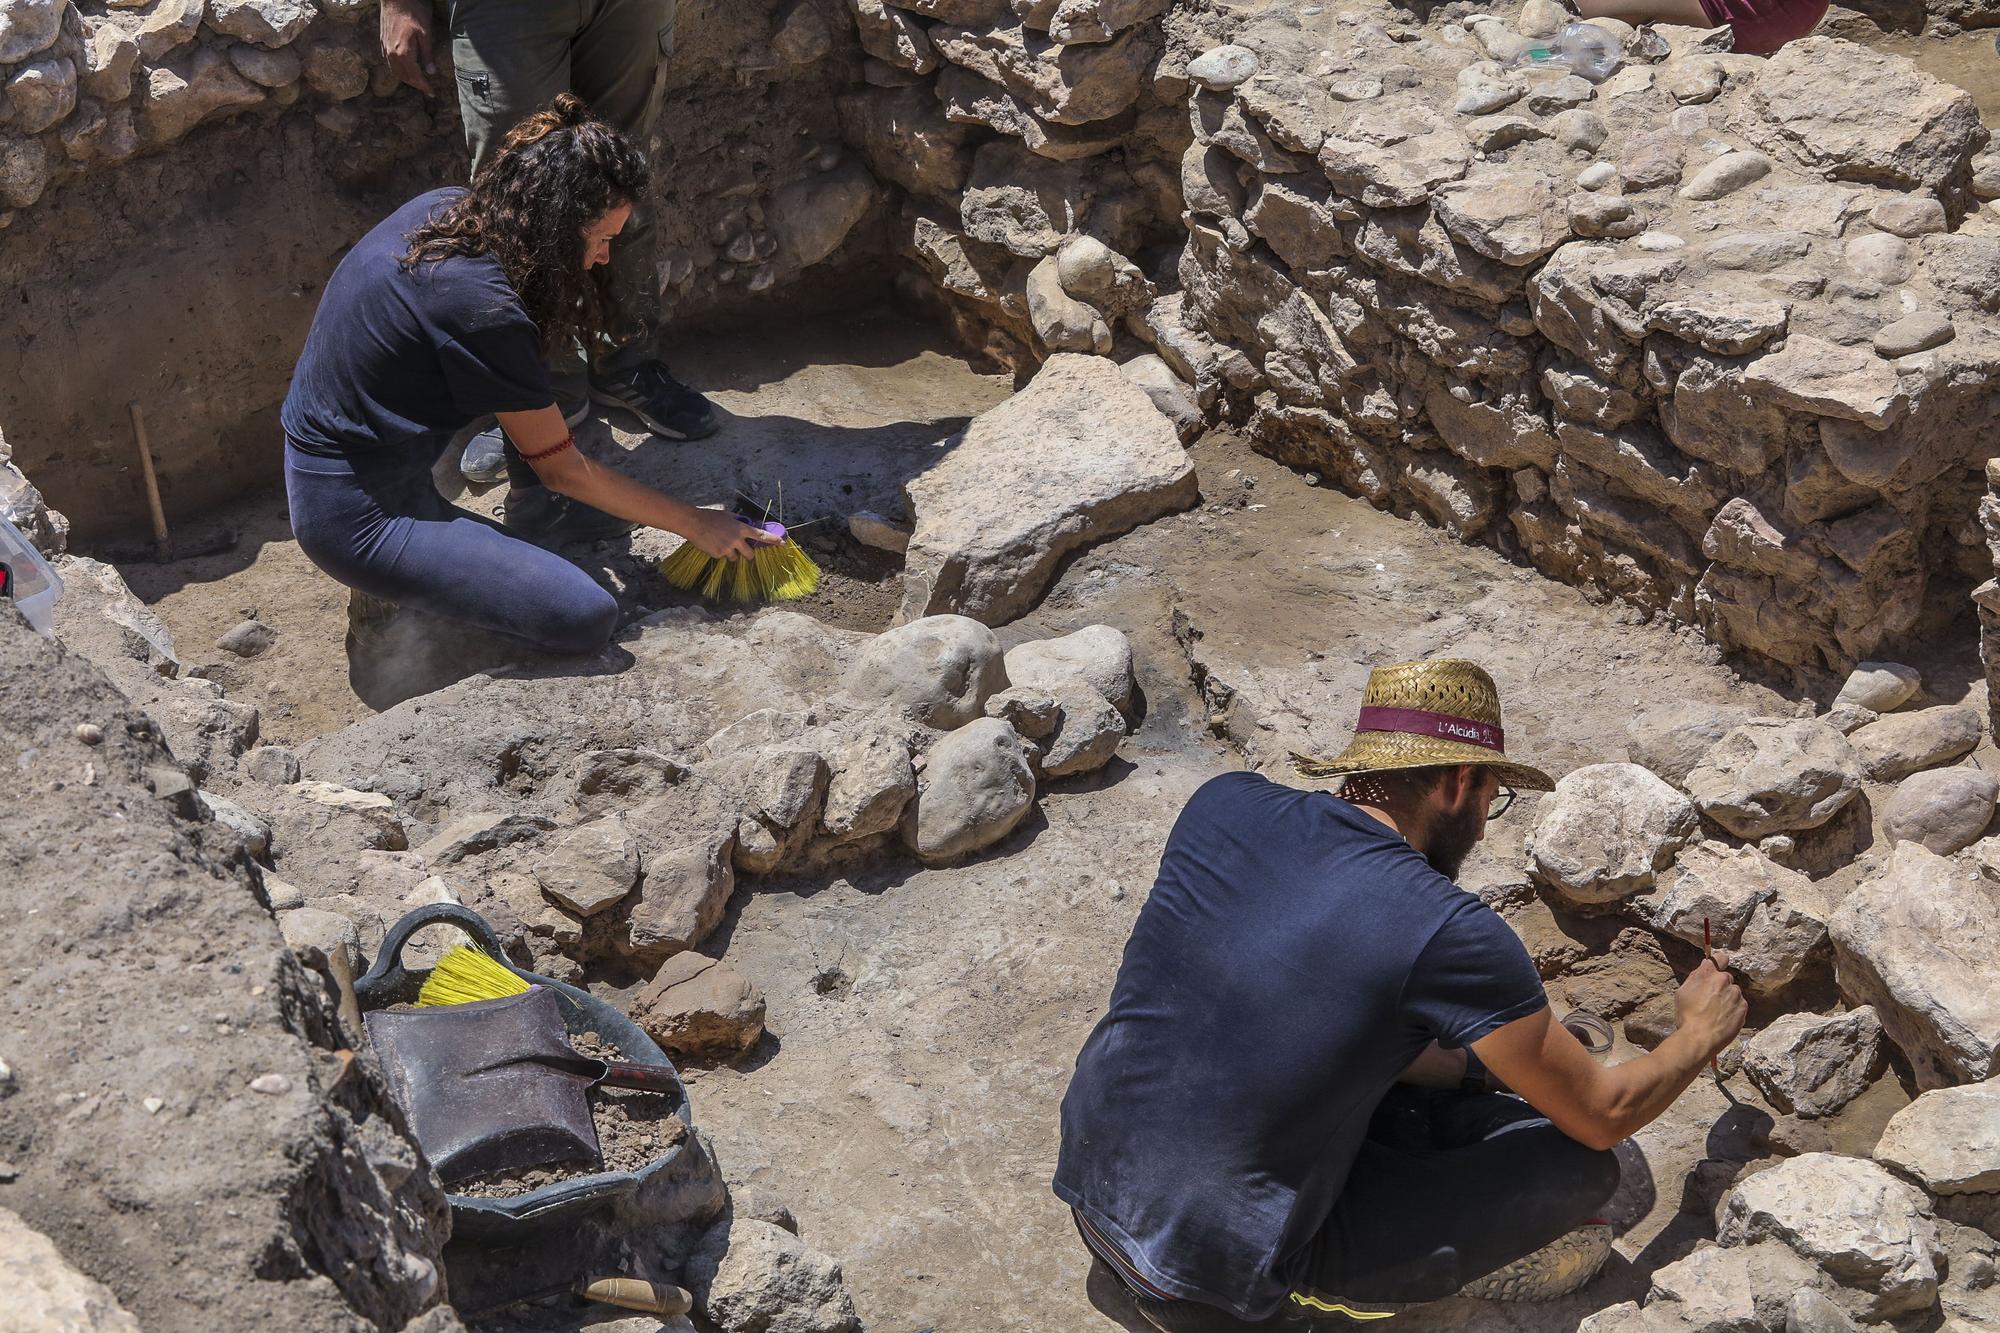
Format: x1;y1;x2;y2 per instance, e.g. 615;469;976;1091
1674;953;1747;1063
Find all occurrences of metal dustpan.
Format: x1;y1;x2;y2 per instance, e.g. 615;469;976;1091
366;986;603;1186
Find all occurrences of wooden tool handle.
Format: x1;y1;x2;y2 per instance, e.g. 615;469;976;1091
594;1059;682;1094
577;1277;693;1317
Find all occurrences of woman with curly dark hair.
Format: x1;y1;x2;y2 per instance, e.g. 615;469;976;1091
281;94;772;659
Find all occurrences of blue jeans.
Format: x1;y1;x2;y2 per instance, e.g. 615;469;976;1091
285;438;617;655
1084;1088;1621;1329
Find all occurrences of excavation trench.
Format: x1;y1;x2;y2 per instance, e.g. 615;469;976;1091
4;1;2000;1331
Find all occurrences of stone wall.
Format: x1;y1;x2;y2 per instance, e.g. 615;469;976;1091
836;0;2000;685
0;0;899;539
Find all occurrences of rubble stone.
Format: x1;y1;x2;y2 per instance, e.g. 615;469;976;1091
1834;661;1921;712
1643;1240;1824;1333
0;1206;141;1331
1034;684;1125;778
840;615;1006;729
1733;38;1984;194
1874;1082;2000;1196
630;952;767;1059
1683;719;1861;839
687;1216;859;1333
1880;767;1998;855
1001;625;1136;720
1716;1152;1940;1319
1526;763;1698;905
534;815;639;917
820;728;917;841
902;717;1035;863
1652;842;1829;997
1829;841;2000;1087
1742;1008;1887;1119
1846;706;1982;782
901;355;1197;625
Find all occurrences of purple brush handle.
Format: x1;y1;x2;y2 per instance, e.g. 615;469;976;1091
741;518;786;540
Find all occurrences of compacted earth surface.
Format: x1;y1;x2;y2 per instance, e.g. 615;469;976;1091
112;310;1014;746
81;316;1992;1331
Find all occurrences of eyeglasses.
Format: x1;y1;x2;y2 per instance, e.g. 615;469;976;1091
1487;786;1516;822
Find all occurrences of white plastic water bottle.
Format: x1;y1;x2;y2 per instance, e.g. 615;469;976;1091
1554;21;1623;81
0;512;62;636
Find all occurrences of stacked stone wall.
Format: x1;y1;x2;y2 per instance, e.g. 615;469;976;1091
835;0;2000;685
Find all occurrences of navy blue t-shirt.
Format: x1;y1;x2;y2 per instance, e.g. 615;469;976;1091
281;188;553;458
1054;771;1547;1319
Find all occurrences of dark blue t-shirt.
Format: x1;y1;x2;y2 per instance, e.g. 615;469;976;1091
1054;771;1546;1319
281;188;553;458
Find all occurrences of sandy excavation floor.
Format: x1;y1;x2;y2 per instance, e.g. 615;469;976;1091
106;314;1993;1331
112;309;1014;745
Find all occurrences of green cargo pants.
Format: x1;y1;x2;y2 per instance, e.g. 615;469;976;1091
444;0;675;362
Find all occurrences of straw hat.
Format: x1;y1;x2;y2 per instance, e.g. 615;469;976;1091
1291;659;1554;792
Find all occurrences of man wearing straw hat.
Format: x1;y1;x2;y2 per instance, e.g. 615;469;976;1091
1055;659;1746;1330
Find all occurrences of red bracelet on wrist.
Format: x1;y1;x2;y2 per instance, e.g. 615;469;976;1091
517;431;575;463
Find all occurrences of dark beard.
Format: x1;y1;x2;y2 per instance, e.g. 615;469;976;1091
1420;798;1485;879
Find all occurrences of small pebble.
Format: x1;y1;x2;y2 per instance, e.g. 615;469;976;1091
250;1073;291;1096
0;1056;13;1093
143;1097;164;1115
1304;472;1322;486
1635;231;1685;251
1576;162;1619;191
74;723;103;746
0;1161;17;1183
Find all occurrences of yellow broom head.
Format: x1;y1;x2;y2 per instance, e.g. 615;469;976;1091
416;945;532;1007
657;519;821;604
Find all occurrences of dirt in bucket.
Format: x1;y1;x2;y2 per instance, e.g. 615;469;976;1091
452;1032;687;1199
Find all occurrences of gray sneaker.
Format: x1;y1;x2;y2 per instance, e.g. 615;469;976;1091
459;400;591;485
1458;1223;1614;1303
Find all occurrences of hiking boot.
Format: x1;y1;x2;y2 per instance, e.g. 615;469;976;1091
1458;1222;1614;1303
500;485;637;547
345;587;399;652
460;399;592;485
590;348;720;440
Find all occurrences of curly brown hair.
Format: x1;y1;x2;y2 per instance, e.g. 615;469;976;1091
403;93;650;352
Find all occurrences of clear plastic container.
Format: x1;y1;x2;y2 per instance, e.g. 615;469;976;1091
0;512;62;635
1555;21;1623;81
1502;21;1623;80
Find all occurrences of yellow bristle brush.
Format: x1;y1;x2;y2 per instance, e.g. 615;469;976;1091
657;515;822;605
416;945;532;1007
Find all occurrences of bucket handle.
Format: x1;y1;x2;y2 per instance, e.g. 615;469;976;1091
353;902;525;1010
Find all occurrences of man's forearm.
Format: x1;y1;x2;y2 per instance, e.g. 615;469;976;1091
1590;1028;1713;1144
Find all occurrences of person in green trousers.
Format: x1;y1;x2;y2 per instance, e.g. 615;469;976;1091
379;0;721;545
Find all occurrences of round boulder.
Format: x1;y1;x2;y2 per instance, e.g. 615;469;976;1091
1002;624;1137;720
1834;660;1920;712
901;718;1034;865
1881;767;1998;855
1847;706;1983;782
1683;718;1861;839
1526;763;1699;905
841;615;1006;729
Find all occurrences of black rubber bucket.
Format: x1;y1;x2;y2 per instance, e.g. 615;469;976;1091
354;903;698;1241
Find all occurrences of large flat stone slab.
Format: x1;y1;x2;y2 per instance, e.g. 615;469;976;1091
899;353;1197;625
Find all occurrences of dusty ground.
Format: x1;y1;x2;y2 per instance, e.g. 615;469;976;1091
94;306;1994;1330
111;310;1012;746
